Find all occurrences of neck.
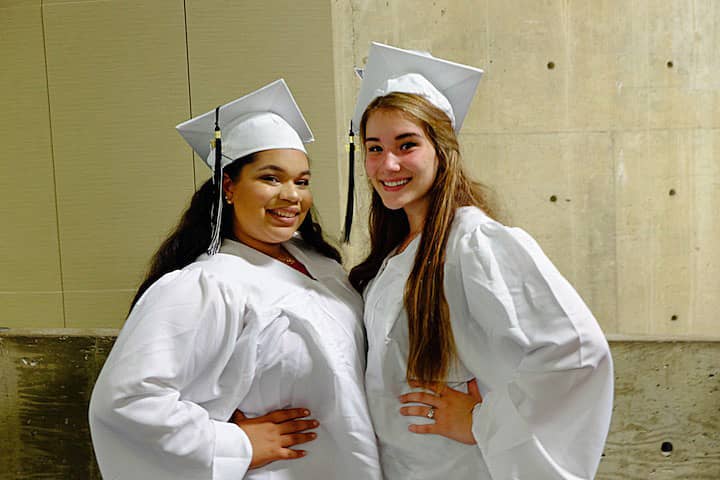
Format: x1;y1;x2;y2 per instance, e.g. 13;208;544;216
230;233;287;260
404;204;427;237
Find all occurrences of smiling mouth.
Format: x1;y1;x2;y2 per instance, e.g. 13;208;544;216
268;208;299;219
381;178;411;187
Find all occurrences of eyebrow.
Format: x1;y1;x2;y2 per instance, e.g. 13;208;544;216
364;132;422;143
256;165;311;176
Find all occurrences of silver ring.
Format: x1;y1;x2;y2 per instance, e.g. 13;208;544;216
426;406;435;419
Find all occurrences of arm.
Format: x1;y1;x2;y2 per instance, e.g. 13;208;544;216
89;268;287;479
460;223;613;479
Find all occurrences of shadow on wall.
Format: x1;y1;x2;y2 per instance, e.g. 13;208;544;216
0;333;718;479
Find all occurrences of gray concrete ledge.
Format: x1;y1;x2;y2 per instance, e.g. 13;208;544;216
0;333;718;479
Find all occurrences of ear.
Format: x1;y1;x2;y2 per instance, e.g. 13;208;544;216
222;172;234;198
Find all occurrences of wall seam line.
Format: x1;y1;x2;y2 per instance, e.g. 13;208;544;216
40;0;67;327
183;0;197;189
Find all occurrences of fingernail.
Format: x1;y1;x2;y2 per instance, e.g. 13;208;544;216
303;410;310;416
312;421;319;427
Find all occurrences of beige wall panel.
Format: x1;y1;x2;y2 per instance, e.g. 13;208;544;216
645;1;720;129
63;289;133;329
564;1;649;131
691;129;720;333
0;294;64;329
480;0;568;133
0;2;64;327
338;0;720;338
184;0;341;235
464;131;618;332
42;0;193;328
615;131;697;335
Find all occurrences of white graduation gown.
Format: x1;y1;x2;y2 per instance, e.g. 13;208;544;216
89;237;381;480
364;206;613;480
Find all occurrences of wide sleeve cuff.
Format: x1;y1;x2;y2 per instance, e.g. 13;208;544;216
212;420;253;480
471;387;533;457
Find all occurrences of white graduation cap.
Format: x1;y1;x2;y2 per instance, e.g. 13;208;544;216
175;79;313;255
343;43;483;242
350;42;484;134
176;78;314;170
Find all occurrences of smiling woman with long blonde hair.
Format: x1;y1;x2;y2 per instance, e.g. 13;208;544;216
349;42;613;480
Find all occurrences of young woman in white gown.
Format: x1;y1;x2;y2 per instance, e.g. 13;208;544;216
348;42;613;480
89;79;380;480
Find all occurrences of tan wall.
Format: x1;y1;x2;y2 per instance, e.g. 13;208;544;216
1;1;718;335
334;0;720;338
0;0;339;329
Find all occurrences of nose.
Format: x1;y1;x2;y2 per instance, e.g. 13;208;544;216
279;181;300;202
379;151;401;172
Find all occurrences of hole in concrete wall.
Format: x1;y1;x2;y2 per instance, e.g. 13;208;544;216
667;61;674;68
661;441;673;456
671;314;678;321
669;188;676;196
549;195;557;202
547;61;555;70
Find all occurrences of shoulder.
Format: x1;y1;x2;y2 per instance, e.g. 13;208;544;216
134;260;245;315
446;207;504;263
446;207;548;275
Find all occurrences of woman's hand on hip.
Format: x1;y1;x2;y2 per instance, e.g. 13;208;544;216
399;378;482;445
230;408;318;469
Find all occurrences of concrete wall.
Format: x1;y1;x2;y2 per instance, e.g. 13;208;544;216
0;331;718;479
333;0;720;338
2;1;717;335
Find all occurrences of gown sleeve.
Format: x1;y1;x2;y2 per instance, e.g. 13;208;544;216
455;221;614;480
89;267;255;479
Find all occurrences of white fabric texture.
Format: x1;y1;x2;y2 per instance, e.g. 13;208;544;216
90;237;380;480
363;206;613;480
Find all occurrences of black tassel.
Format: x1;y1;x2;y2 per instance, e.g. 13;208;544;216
208;106;223;255
343;121;355;243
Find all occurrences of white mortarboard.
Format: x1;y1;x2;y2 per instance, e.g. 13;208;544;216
350;42;484;134
343;43;483;241
175;79;313;255
176;78;313;170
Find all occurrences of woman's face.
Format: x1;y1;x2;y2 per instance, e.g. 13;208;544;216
364;108;438;222
223;148;312;253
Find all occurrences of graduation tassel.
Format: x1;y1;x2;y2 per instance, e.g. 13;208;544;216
343;121;355;243
208;106;223;255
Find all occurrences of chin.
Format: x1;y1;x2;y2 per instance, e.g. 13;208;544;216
378;197;407;211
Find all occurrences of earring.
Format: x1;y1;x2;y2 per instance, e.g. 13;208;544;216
225;196;232;204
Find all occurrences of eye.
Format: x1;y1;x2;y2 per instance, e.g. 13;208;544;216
400;141;418;151
295;178;310;187
367;145;383;153
260;175;280;184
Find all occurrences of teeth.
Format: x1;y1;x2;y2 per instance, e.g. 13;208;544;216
271;210;297;218
382;179;410;187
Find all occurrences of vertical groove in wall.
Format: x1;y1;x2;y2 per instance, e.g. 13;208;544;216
40;0;67;327
182;0;196;188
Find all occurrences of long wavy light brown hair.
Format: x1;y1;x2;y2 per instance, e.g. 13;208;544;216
349;92;496;384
